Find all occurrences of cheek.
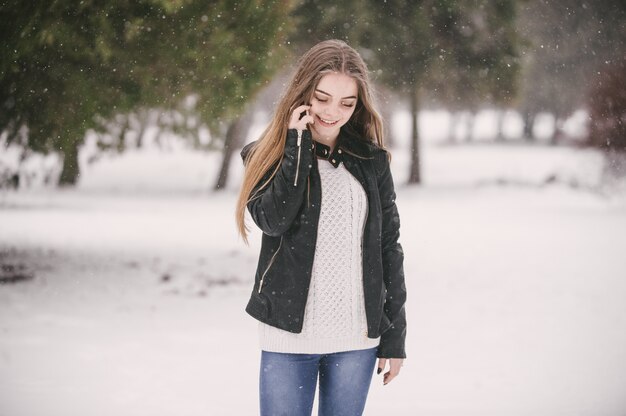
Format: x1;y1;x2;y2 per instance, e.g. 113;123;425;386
309;103;323;116
340;107;356;123
344;106;356;118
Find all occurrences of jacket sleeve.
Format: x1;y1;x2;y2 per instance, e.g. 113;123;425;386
375;150;407;359
240;129;314;237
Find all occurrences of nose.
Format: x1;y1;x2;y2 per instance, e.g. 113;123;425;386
321;105;340;118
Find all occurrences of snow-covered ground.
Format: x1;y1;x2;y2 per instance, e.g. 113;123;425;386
1;111;626;415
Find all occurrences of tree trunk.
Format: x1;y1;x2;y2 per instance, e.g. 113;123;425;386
522;110;535;141
153;112;165;149
117;116;129;153
495;109;506;142
378;85;395;148
214;113;251;191
58;141;80;187
135;109;150;149
448;112;458;143
550;113;564;146
408;88;421;184
464;112;475;142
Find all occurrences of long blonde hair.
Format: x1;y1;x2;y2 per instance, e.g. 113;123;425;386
235;39;385;245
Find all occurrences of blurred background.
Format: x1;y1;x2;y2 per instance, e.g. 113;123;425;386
1;1;625;415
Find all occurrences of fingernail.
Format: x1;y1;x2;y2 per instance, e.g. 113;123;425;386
377;368;382;375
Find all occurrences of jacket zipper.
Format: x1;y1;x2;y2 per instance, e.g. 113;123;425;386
258;235;283;293
293;130;302;186
360;184;370;336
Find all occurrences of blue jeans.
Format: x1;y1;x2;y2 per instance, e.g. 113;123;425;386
259;347;378;416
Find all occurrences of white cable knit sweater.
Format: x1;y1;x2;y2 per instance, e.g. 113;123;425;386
258;159;381;354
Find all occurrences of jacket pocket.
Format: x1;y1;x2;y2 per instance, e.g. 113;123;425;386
258;235;283;293
246;291;271;319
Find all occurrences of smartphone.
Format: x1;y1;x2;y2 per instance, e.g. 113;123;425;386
298;104;311;127
298;104;307;119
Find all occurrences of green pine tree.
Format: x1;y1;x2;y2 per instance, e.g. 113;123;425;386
0;0;292;186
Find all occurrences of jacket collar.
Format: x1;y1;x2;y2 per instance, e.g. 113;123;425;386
313;124;376;168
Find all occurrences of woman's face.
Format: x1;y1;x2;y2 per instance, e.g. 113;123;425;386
308;72;358;142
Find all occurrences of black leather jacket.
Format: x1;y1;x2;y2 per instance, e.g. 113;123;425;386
240;125;407;359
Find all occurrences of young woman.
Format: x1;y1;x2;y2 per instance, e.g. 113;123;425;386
236;39;407;416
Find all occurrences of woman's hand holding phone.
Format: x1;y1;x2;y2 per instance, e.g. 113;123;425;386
288;104;314;131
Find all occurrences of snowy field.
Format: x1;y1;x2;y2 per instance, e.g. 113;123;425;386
1;110;626;415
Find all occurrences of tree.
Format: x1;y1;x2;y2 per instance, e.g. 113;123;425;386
289;0;519;183
0;0;292;186
425;0;520;142
587;59;626;152
516;1;625;142
361;0;519;182
213;67;293;191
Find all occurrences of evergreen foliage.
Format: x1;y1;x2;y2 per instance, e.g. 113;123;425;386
290;0;520;183
587;59;626;152
0;0;292;186
516;0;625;141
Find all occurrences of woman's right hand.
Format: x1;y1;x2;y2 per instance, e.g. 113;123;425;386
288;104;314;131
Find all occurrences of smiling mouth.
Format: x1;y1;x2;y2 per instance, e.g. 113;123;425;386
316;115;339;126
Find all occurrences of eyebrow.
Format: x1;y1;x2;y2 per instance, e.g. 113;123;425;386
315;89;357;100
